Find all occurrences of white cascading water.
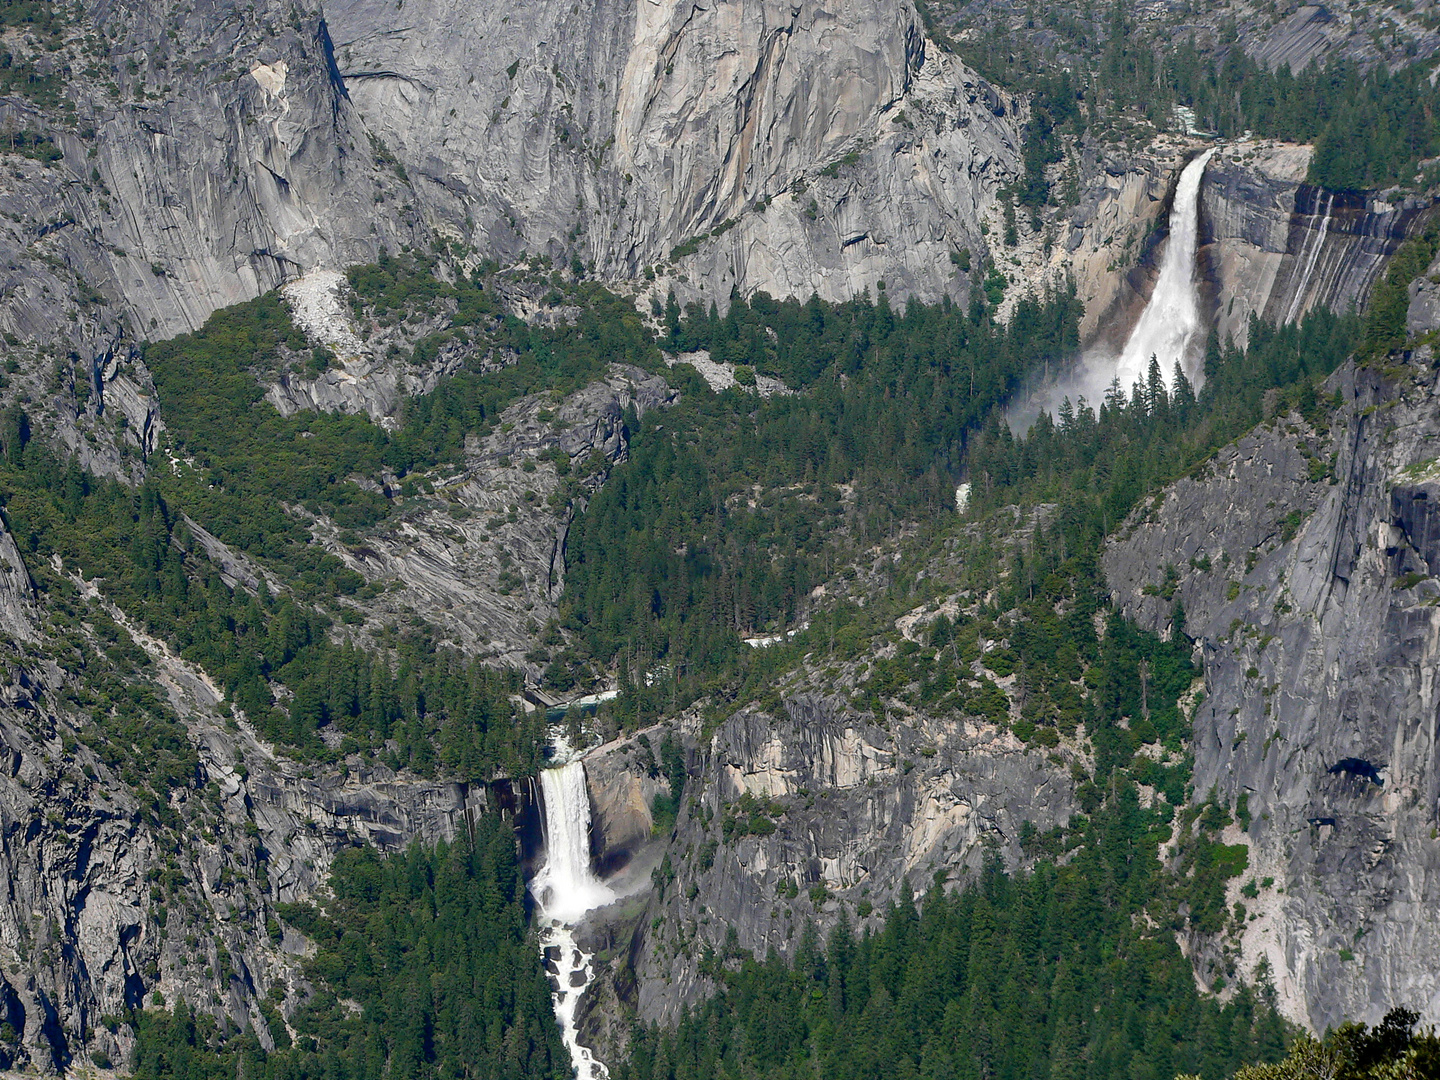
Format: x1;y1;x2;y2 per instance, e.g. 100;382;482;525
1284;191;1335;324
531;761;615;1080
1112;147;1218;391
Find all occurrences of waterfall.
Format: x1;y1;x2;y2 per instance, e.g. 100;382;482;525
1284;191;1334;324
532;761;614;1080
1113;147;1218;391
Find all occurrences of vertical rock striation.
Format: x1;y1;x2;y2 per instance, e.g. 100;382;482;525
1200;141;1429;348
1103;303;1440;1027
321;0;1023;306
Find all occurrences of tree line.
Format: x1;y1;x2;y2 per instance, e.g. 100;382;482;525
131;820;568;1080
618;796;1290;1080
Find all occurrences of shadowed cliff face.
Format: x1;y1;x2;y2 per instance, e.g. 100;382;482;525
1102;324;1440;1028
1200;143;1430;349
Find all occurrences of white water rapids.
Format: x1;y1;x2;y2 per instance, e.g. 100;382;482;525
1112;146;1217;392
531;761;615;1080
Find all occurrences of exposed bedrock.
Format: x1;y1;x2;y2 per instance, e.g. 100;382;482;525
602;694;1075;1027
34;6;417;342
1031;138;1429;371
320;0;1023;308
309;364;675;666
1200;141;1430;349
0;598;503;1072
1102;284;1440;1027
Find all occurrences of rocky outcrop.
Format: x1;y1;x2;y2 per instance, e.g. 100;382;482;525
1009;137;1428;383
1102;346;1440;1029
0;517;36;643
0;571;500;1072
313;364;675;665
1030;137;1429;367
1201;141;1430;348
265;270;496;423
1053;140;1187;347
615;693;1074;1025
0;508;520;1072
584;733;670;880
1245;3;1440;75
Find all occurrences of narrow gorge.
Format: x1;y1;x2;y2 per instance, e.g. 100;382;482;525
0;0;1438;1075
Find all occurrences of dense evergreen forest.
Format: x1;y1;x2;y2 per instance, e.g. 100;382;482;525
921;0;1440;198
1220;1008;1440;1080
600;263;1409;1080
561;288;1081;704
132;819;568;1080
618;803;1287;1080
560;229;1417;730
0;447;547;778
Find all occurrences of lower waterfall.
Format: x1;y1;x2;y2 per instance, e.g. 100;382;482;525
1114;147;1218;391
532;760;615;1080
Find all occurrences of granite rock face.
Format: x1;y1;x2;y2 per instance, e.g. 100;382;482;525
321;0;1022;308
312;364;675;667
1102;346;1440;1029
1200;142;1429;348
72;7;418;341
999;136;1426;381
1048;140;1185;348
0;0;1027;480
1;0;1437;1063
0;0;421;475
1244;2;1440;75
588;692;1076;1027
0;530;495;1072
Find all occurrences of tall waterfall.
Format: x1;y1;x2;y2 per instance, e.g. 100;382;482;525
532;760;614;1080
1113;147;1218;391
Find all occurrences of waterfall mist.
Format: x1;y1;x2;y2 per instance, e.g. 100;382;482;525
1012;148;1218;429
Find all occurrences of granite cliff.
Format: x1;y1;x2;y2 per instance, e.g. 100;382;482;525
1099;278;1440;1030
0;0;1435;1070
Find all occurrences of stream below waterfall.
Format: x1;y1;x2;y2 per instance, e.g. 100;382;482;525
531;759;615;1080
